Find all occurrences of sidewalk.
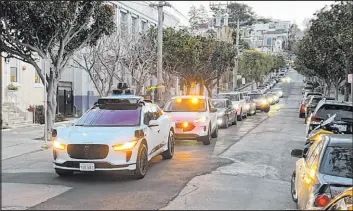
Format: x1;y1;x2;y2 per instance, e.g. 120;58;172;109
1;121;72;161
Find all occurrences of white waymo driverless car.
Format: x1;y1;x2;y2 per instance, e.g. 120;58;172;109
52;87;175;179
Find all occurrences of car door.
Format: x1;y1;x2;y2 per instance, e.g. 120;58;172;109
143;105;160;154
152;104;170;144
208;98;217;131
298;140;325;209
228;100;236;120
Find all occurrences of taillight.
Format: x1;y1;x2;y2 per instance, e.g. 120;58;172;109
315;195;330;207
311;115;320;122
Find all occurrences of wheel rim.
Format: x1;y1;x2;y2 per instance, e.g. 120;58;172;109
139;146;148;175
291;174;297;199
169;131;174;155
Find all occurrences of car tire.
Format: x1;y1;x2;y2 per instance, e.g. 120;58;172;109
223;116;229;128
299;112;304;118
291;170;298;202
232;115;237;125
237;110;243;121
134;142;148;179
253;109;257;115
202;126;211;145
211;124;218;138
243;111;247;118
55;169;74;177
162;130;174;160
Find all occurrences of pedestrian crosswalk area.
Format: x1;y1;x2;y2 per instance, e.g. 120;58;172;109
2;182;72;210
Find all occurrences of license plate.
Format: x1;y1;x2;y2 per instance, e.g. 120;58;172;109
333;124;347;132
79;163;95;171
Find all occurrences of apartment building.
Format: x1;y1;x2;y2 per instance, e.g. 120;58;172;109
1;56;44;127
60;1;182;115
243;19;291;55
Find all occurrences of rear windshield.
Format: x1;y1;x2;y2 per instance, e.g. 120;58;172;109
218;94;240;101
249;94;263;99
311;98;323;105
164;98;207;112
76;107;141;126
316;105;353;120
211;100;226;108
320;146;353;178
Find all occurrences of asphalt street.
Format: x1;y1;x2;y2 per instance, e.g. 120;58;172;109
2;70;306;210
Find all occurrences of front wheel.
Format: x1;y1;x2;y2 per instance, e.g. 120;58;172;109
162;130;174;159
211;124;218;138
134;142;148;179
291;170;298;202
237;111;243;121
202;127;211;145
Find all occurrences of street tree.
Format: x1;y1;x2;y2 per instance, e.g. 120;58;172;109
226;2;255;27
121;33;157;95
72;33;124;97
0;1;115;135
198;5;209;25
188;5;200;29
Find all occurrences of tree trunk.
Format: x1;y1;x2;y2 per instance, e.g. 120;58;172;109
344;54;351;101
334;83;339;100
46;77;59;138
199;80;204;95
205;83;212;98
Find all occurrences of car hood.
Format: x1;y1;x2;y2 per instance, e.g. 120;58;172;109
323;175;353;198
56;126;138;144
165;112;206;123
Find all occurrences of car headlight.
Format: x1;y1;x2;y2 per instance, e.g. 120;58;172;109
246;104;250;109
53;140;66;150
113;140;138;151
279;91;283;95
261;99;268;104
233;104;239;110
195;116;208;123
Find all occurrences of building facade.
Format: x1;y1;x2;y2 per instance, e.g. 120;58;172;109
60;1;182;115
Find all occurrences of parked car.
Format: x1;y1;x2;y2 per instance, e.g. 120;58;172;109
217;92;248;121
163;95;218;145
272;88;284;98
302;85;314;94
290;134;353;209
52;90;175;179
248;93;270;112
305;96;335;123
265;93;278;105
241;92;257;116
305;100;353;136
299;96;313;118
307;187;352;210
267;92;280;103
211;98;237;128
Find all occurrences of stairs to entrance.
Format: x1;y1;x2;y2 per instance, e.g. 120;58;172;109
1;103;39;129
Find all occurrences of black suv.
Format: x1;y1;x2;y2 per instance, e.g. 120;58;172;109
305;100;353;137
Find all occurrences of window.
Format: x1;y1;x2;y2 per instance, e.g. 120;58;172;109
75;107;141;126
320;146;353;178
131;16;138;35
267;38;272;46
10;67;18;82
143;106;152;125
34;71;41;84
164;98;207;112
141;20;147;32
120;11;128;36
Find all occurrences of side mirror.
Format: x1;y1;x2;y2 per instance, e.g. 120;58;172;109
148;120;159;127
291;149;304;158
210;108;217;113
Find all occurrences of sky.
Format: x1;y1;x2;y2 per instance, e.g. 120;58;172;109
168;1;334;30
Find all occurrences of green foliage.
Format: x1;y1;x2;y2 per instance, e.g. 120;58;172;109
34;105;45;124
239;50;283;83
226;2;256;27
7;84;18;91
294;1;352;94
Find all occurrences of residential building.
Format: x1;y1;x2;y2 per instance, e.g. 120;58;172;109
60;1;182;115
1;56;44;127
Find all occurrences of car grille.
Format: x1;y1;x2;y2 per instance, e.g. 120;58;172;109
67;144;109;159
55;161;129;169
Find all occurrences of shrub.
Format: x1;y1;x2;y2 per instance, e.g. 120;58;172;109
55;113;66;122
7;84;18;90
34;105;45;124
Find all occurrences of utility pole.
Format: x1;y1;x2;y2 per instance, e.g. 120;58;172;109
232;17;240;91
149;1;171;103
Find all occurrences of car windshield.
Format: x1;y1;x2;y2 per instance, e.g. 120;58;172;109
320;146;353;178
218;94;240;101
316;105;353;121
164;98;207;112
75;107;141;126
249;94;263;99
311;97;323;105
211;100;226;108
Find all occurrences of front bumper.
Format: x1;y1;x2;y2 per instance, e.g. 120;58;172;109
174;122;209;140
53;143;141;172
255;103;270;110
